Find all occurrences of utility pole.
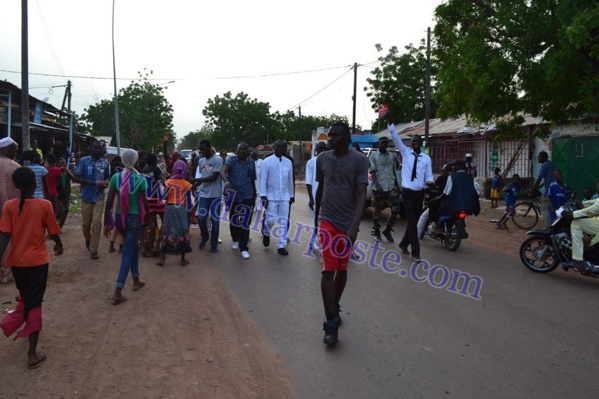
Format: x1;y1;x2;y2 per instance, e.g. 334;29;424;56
424;26;431;153
21;0;30;150
112;0;121;153
298;106;303;176
61;80;72;112
352;62;358;135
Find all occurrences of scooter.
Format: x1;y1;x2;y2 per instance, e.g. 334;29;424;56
419;188;472;251
519;202;599;276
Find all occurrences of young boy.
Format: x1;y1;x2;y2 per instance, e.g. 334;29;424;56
490;167;502;208
495;174;522;230
547;170;571;223
0;167;63;369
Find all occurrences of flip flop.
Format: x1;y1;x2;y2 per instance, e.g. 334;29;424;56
28;352;47;369
111;296;128;306
180;260;190;267
132;282;146;292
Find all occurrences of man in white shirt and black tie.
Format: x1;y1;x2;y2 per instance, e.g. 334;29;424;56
386;112;434;261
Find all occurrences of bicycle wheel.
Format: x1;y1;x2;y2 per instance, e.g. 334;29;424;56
512;202;539;229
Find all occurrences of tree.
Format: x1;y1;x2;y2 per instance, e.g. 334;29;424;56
365;42;435;128
81;69;174;150
202;92;281;151
433;0;599;125
273;111;353;142
178;126;214;150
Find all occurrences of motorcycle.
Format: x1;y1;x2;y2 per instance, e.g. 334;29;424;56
418;188;472;251
519;201;599;277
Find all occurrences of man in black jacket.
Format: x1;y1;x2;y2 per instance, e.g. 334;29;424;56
430;159;480;234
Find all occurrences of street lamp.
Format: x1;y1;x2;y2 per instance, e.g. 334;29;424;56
112;0;121;154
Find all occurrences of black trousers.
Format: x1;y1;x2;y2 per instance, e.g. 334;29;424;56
229;200;255;252
399;188;425;257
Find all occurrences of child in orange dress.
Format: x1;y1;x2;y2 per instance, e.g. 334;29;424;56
0;167;63;369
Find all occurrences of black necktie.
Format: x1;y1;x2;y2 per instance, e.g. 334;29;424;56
411;153;418;181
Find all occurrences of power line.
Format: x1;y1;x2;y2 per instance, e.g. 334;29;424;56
210;64;352;80
286;67;353;111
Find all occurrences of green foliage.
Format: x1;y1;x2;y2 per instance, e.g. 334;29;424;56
433;0;599;125
178;126;214;150
364;42;435;127
81;69;174;151
201;92;353;150
202;92;281;151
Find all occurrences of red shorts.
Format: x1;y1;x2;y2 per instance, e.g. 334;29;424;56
318;220;353;272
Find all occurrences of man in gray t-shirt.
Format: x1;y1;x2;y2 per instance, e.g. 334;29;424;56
314;122;369;345
193;140;224;252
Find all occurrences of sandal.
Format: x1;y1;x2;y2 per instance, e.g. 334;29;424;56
111;296;127;306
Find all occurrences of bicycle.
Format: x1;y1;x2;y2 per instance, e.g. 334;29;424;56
512;191;542;229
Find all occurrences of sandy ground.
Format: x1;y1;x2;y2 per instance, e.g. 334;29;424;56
0;197;528;399
0;212;294;399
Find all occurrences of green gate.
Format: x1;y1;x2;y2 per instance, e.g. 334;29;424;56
553;137;599;197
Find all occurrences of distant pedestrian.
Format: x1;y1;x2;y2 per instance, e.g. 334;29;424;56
0;137;20;284
56;158;72;228
220;142;256;259
315;122;369;344
305;141;327;251
73;140;110;260
44;154;62;218
259;139;294;256
103;149;150;305
495;174;522;230
465;153;477;177
157;160;193;267
490;167;502;208
141;153;165;256
0;166;63;369
27;151;49;200
369;136;400;242
531;151;555;227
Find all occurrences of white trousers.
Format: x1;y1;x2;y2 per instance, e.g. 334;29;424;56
264;200;290;249
571;217;599;260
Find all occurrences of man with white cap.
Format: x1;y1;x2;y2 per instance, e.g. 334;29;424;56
465;153;477;178
0;137;20;283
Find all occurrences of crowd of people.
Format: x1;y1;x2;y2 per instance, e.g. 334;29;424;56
2;115;599;365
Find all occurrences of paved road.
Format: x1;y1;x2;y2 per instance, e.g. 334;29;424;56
215;191;599;399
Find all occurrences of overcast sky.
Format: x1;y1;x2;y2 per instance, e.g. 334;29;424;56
1;0;442;140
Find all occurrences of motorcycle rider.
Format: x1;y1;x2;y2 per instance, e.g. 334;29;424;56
418;163;453;236
561;198;599;270
429;159;480;235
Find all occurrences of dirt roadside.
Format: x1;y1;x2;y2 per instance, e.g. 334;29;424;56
0;212;294;399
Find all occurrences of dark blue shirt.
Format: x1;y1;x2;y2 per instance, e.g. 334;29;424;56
539;160;555;196
225;156;256;202
492;174;502;189
74;156;110;203
504;182;521;207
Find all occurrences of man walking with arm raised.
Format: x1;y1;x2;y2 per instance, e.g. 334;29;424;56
385;112;434;261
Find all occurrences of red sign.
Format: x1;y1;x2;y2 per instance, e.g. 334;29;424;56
378;105;388;119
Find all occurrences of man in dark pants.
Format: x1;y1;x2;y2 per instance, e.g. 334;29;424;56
220;142;256;259
386;112;434;261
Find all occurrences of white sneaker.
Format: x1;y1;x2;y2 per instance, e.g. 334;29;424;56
231;242;239;250
218;238;222;244
241;251;250;259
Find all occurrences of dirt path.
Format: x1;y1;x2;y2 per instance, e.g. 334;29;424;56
0;213;293;399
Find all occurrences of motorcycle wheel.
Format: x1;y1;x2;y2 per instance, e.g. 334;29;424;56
519;236;559;273
442;226;462;251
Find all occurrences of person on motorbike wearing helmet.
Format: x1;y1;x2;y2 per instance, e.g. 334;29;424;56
561;198;599;270
429;160;480;234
